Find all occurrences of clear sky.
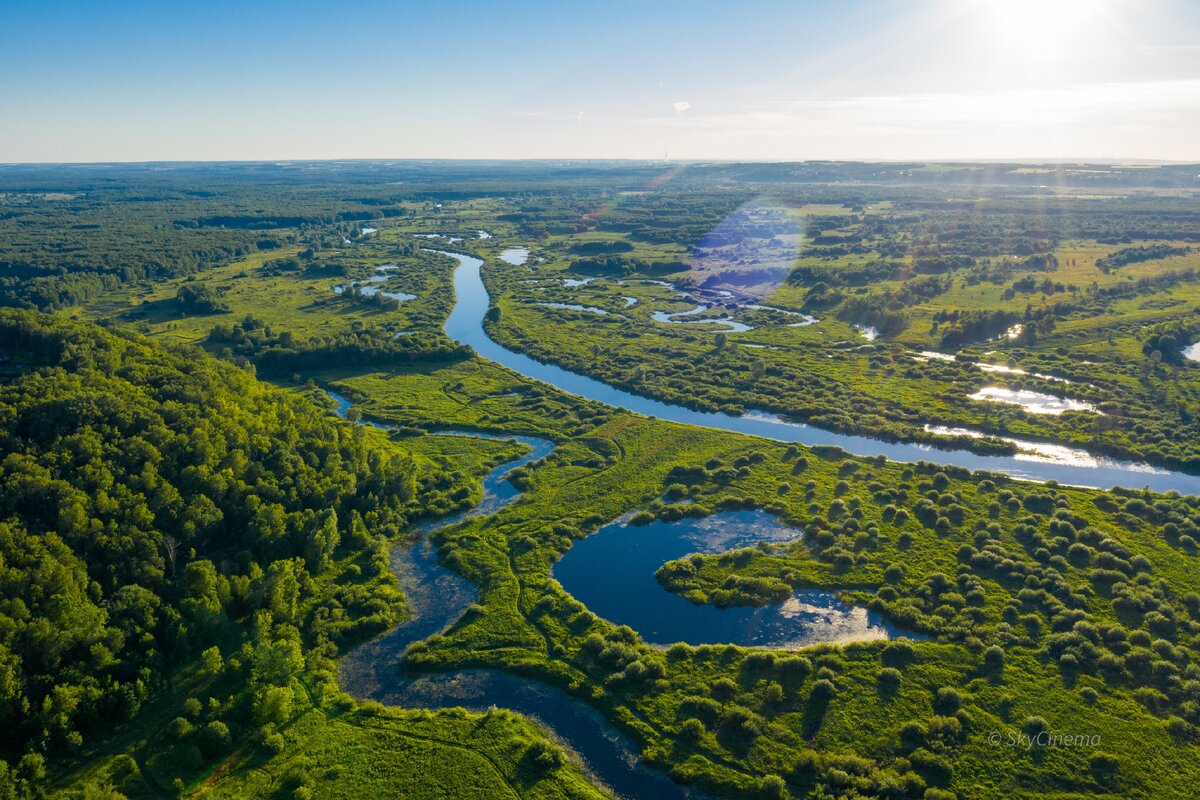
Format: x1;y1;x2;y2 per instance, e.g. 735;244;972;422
2;0;1198;162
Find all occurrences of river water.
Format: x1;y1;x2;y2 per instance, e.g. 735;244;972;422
439;250;1199;495
335;408;712;799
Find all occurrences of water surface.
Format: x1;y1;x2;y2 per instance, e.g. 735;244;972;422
333;263;416;302
332;403;710;799
499;247;530;265
651;304;754;333
555;510;903;648
538;302;615;316
969;386;1098;415
439;250;1198;493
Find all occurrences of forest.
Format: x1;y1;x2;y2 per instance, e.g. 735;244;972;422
0;309;596;798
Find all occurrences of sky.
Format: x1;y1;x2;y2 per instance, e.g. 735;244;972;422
1;0;1198;163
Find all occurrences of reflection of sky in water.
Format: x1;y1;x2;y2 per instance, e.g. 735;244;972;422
969;386;1098;415
651;304;754;333
922;424;1165;474
332;263;416;301
555;509;913;648
499;247;529;265
538;302;615;316
688;200;805;297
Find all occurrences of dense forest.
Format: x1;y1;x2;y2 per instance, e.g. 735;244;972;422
0;310;466;796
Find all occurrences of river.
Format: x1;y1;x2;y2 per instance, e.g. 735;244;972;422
334;400;712;799
439;250;1200;495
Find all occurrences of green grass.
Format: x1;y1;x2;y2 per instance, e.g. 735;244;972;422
197;681;608;800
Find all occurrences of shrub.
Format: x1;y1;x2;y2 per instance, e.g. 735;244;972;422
711;678;738;701
1090;751;1119;780
983;645;1005;674
933;687;961;715
679;718;706;741
898;720;926;750
526;740;565;769
197;720;231;757
1166;716;1195;740
882;641;915;667
1022;716;1049;740
759;774;788;799
810;679;837;703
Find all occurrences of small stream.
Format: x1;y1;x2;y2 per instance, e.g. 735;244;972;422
333;395;710;799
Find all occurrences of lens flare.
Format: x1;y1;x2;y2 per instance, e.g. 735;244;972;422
687;200;805;299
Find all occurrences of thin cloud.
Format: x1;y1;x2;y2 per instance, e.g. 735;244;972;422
646;79;1200;159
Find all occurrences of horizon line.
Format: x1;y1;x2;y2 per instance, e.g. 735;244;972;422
1;156;1198;168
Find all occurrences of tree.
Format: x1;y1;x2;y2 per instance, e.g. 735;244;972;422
305;510;340;573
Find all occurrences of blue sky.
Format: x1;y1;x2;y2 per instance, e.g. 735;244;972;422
2;0;1198;162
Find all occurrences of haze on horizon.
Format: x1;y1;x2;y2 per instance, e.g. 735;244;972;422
2;0;1198;164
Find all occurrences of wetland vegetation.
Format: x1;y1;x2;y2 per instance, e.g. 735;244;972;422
3;160;1200;799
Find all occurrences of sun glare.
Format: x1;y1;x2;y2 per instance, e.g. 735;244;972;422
980;0;1115;59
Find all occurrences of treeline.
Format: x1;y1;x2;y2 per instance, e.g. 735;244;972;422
836;298;910;337
0;310;471;787
829;276;951;337
935;309;1022;349
0;239;259;311
1096;244;1191;273
0;186;271;310
175;208;400;230
1142;321;1200;364
208;318;470;372
567;240;634;256
788;260;903;288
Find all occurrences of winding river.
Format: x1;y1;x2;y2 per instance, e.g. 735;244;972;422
440;250;1200;494
335;404;712;799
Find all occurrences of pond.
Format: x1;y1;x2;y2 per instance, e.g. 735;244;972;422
651;304;754;333
975;363;1072;383
499;247;530;265
854;324;879;341
332;263;416;302
746;304;819;326
538;302;615;316
555;510;906;648
969;386;1098;415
